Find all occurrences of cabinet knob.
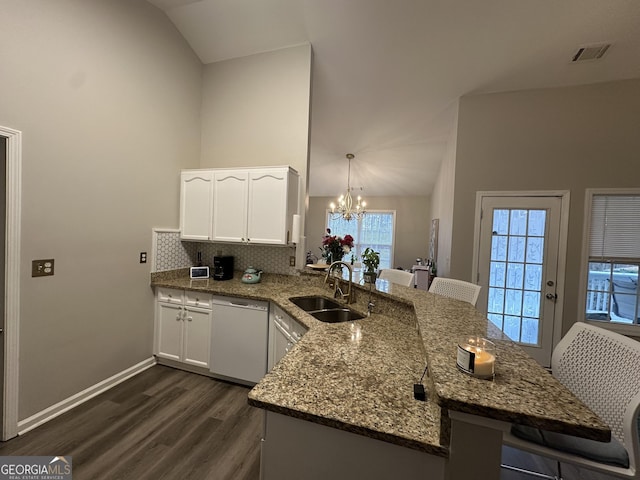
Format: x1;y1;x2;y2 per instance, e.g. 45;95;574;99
187;316;193;322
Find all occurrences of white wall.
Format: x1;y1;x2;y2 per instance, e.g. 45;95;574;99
0;0;203;419
451;79;640;334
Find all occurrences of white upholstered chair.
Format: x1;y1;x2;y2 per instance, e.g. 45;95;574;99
428;277;481;306
503;322;640;479
378;269;415;287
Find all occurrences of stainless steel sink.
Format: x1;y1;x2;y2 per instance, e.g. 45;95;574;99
290;296;342;312
289;296;365;323
309;309;365;323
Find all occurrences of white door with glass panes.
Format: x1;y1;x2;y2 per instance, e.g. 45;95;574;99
476;195;564;367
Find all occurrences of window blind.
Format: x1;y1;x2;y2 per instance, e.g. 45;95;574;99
589;195;640;259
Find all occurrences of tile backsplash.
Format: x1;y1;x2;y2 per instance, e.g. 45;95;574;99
153;230;297;275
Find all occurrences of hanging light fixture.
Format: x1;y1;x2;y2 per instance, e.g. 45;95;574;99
329;153;366;221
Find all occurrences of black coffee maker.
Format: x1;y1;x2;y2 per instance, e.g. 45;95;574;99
213;255;234;280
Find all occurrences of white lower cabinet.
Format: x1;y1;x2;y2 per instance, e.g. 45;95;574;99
268;303;307;371
155;288;212;369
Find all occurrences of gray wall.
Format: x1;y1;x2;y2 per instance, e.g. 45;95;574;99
429;103;458;278
0;0;203;419
308;196;431;270
451;79;640;334
200;44;311;177
199;44;312;266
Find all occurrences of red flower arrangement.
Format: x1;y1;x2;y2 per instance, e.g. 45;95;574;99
321;234;354;263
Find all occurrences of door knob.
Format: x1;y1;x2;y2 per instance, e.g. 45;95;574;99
546;293;558;300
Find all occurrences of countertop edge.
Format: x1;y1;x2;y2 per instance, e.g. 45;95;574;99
246;396;449;457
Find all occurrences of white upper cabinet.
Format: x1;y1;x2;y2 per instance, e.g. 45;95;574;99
179;170;214;241
247;168;298;245
212;170;249;242
199;166;298;245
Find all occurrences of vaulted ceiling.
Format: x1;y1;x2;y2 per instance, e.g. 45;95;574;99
147;0;640;196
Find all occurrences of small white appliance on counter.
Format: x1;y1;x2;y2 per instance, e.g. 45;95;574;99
190;266;210;279
210;296;268;385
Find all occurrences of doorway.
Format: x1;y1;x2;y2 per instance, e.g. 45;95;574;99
473;192;569;367
0;125;21;440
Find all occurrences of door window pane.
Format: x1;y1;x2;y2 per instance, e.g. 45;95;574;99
524;264;542;290
521;318;540;345
491;235;507;261
505;289;523;316
526;237;544;264
506;263;524;289
528;210;546;236
504;316;521;341
508;237;526;262
488;313;503;329
493;210;510;235
523;291;541;318
488;287;505;314
490;262;506;288
510;210;528;236
489;207;548;345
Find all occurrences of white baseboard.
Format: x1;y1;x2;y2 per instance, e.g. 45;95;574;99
17;357;157;435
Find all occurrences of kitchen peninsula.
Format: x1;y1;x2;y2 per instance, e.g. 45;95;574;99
151;269;609;480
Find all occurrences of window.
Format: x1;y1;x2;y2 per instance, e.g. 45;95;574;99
583;191;640;327
326;211;396;270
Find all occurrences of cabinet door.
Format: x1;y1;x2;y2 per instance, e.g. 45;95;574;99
180;170;214;240
273;326;292;367
182;306;212;369
212;170;248;242
156;303;183;362
247;169;290;244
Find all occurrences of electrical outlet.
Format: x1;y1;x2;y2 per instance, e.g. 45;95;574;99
32;259;54;277
140;252;147;264
289;256;296;267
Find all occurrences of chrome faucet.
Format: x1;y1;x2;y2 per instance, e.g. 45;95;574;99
324;261;354;304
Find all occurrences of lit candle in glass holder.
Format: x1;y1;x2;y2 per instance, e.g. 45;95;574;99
456;336;495;380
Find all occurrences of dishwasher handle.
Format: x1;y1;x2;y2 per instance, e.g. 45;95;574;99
212;298;268;311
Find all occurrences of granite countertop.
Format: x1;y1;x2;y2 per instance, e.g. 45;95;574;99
150;268;610;457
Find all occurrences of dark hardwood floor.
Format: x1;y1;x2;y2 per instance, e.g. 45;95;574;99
0;365;618;480
0;365;262;480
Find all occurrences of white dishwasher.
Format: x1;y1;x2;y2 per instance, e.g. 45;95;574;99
210;296;269;385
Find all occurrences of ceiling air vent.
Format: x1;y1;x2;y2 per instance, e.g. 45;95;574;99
571;43;612;63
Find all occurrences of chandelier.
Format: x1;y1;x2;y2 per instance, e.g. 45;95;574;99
329;153;366;221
